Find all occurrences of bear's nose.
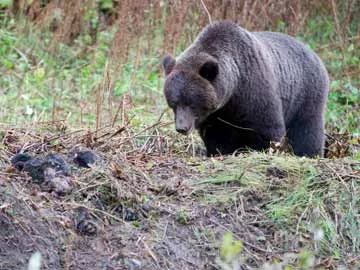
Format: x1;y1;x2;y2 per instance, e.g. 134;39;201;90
176;118;192;135
176;127;189;134
175;106;194;135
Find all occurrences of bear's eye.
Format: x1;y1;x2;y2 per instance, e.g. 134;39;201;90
199;61;218;82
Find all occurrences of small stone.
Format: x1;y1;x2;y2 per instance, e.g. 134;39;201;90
23;157;46;183
129;259;142;268
43;167;72;196
124;208;139;221
45;154;70;175
69;146;99;168
22;153;70;184
115;205;139;221
11;153;33;171
76;219;97;236
75;207;98;236
266;166;288;179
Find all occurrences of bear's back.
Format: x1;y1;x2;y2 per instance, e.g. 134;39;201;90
252;31;329;124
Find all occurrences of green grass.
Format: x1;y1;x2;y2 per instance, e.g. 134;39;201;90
1;15;359;137
0;18;167;127
300;16;360;136
191;152;360;266
0;18;106;124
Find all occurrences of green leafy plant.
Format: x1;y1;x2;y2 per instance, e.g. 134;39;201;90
176;209;191;225
0;0;12;8
219;232;243;264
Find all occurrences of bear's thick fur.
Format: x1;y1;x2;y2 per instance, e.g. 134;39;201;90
162;21;329;157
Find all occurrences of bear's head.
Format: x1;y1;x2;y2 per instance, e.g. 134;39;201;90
162;54;220;135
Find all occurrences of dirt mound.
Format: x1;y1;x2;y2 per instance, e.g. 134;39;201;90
1;125;360;269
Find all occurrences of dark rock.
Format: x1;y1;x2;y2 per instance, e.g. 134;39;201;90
43;167;72;196
23;157;46;183
75;207;98;236
266;166;288;179
45;154;70;175
11;153;33;171
69;147;99;168
124;208;139;221
21;153;70;184
76;219;98;236
114;205;139;221
90;198;106;211
141;200;154;213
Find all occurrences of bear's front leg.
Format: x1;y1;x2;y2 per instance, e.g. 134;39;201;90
200;117;284;156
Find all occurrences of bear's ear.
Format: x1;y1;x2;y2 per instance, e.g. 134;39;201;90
199;61;218;82
162;54;176;76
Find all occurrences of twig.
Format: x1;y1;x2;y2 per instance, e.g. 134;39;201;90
200;0;212;25
21;129;86;151
296;205;309;236
330;0;350;83
191;133;196;157
13;47;29;64
217;117;257;132
162;220;169;240
140;238;158;264
317;35;360;51
323;163;350;193
95;84;102;132
62;202;125;223
73;180;112;195
133;121;173;138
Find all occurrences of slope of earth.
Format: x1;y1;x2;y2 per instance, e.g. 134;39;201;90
0;125;359;270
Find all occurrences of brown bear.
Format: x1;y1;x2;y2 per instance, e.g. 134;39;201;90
162;21;329;157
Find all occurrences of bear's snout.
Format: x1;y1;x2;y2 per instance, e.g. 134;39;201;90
176;126;190;135
175;107;195;136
